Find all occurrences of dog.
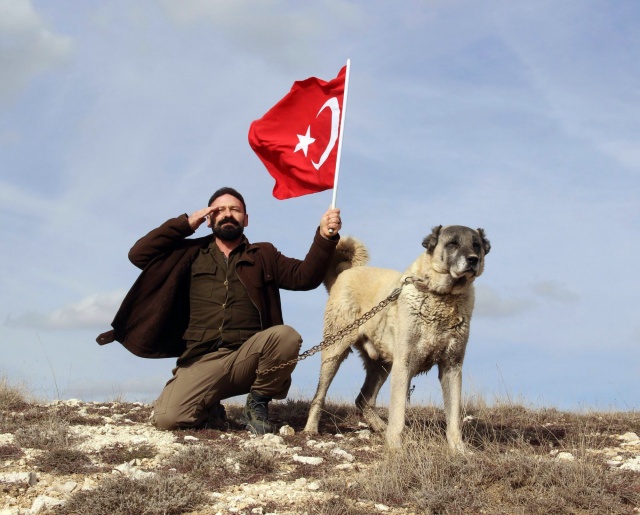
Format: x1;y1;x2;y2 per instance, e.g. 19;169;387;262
303;225;490;451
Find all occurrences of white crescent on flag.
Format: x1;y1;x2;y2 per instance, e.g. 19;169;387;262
312;97;340;170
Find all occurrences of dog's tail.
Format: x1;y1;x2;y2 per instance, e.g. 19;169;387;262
324;235;369;292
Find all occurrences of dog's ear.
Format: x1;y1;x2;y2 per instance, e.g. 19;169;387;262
422;225;442;253
477;228;491;255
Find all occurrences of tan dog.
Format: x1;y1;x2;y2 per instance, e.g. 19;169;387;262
303;225;490;451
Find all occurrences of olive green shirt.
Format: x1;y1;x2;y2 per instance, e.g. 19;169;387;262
182;239;261;360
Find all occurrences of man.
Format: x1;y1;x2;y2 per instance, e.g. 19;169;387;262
97;187;342;434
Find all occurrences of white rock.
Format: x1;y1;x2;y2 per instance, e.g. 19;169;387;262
307;481;321;491
183;435;198;442
331;448;354;462
292;455;324;465
30;495;64;514
279;425;295;436
261;434;285;446
0;434;14;445
48;480;77;494
113;462;155;480
556;452;575;461
620;462;640;472
0;472;38;486
375;503;390;511
355;429;371;439
619;432;640;442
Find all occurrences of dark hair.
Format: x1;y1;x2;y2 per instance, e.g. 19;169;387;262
208;187;246;212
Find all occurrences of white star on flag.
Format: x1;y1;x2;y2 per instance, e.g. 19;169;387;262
294;126;315;157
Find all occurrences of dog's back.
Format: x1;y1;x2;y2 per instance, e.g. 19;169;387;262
323;236;370;292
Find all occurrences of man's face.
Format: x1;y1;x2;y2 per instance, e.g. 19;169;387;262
207;194;248;241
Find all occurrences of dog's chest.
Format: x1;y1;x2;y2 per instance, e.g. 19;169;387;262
403;291;470;362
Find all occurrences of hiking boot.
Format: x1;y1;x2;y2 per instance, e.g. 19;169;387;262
205;401;227;430
241;391;273;435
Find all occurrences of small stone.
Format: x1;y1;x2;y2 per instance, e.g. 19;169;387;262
279;425;295;436
183;435;198;441
307;481;321;491
293;455;324;465
261;434;284;445
375;503;390;511
619;432;640;443
331;448;354;462
30;496;64;514
556;452;575;461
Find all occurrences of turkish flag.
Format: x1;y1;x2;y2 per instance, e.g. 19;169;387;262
248;65;346;200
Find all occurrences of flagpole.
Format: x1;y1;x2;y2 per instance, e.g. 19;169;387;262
331;58;350;210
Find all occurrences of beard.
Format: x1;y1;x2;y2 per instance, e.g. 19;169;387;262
213;217;244;241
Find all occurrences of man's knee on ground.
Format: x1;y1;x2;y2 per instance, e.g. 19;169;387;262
153;408;196;431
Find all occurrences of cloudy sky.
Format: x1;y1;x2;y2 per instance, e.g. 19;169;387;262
1;0;638;411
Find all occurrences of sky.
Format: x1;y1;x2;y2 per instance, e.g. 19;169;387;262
1;0;639;412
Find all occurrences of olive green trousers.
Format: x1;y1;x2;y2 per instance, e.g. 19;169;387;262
152;325;301;430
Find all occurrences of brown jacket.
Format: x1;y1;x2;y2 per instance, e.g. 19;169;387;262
96;214;338;358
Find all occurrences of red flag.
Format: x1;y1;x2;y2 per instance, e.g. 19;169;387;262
248;66;346;200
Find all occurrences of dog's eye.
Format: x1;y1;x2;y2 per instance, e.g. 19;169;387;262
473;242;481;252
446;241;458;248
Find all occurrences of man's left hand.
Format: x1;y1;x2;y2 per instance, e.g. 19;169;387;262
320;208;342;239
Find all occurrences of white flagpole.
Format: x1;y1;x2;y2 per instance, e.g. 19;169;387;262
330;58;350;210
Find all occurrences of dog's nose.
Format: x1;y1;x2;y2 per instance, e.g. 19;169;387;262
467;256;479;267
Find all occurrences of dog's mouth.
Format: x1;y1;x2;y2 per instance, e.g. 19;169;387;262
450;267;477;280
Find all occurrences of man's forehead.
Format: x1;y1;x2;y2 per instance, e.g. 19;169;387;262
211;194;243;208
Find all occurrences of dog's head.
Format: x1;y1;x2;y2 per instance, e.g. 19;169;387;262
421;225;490;291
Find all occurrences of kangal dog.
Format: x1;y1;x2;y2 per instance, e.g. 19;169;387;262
303;225;490;451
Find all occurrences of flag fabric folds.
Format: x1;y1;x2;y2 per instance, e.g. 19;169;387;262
248;66;346;200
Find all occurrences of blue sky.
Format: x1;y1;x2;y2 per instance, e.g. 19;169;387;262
1;0;638;411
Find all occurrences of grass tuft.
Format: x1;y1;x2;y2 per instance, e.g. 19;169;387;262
52;472;207;515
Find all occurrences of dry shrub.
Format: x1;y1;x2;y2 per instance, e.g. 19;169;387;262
14;417;74;450
235;448;277;473
165;445;231;488
0;444;24;459
53;472;207;515
98;442;158;465
0;376;30;410
324;403;640;514
309;495;372;514
38;448;100;475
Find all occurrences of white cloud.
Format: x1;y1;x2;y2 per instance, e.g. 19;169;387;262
531;280;579;303
159;0;365;68
0;0;72;105
474;284;534;317
5;289;126;330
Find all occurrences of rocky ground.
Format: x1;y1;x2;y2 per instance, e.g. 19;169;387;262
1;399;639;514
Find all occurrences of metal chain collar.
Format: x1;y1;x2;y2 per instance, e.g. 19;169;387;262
256;279;416;376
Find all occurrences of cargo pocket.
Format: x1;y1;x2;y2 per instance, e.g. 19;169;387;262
153;375;178;416
182;327;207;342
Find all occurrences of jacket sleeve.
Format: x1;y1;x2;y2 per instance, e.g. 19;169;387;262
128;214;195;269
273;228;339;291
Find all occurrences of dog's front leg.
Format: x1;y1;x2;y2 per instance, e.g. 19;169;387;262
439;364;465;453
386;360;412;449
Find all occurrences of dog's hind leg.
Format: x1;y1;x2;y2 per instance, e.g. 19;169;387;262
356;357;390;433
439;364;465;453
303;348;351;434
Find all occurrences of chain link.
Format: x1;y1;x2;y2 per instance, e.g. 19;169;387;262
256;284;406;376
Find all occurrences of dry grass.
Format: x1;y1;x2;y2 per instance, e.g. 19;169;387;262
52;473;207;515
1;376;639;514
